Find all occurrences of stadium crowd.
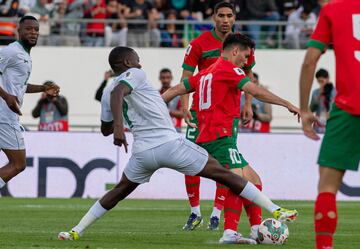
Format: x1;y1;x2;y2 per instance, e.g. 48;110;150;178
0;0;326;48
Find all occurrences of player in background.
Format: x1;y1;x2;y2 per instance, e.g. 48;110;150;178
299;1;360;249
58;46;298;241
180;2;263;237
0;16;59;191
163;33;299;244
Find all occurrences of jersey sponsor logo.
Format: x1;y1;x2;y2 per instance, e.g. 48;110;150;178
125;71;132;80
186;45;192;55
233;67;245;76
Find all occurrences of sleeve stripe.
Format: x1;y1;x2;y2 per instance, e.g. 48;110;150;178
243;61;256;70
182;63;196;72
119;80;133;91
183;78;191;90
237;77;251;90
306;40;326;52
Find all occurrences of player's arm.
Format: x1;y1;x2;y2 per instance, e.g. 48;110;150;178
242;82;299;118
242;69;255;124
162;82;193;104
110;83;131;152
26;82;60;97
179;69;194;112
299;47;323;140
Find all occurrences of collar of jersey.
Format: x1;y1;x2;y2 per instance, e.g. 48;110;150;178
16;41;31;54
211;29;223;42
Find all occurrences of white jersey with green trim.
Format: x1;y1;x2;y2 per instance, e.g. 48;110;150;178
0;41;32;124
101;67;180;153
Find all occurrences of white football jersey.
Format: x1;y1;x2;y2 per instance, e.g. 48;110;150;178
101;67;180;153
0;41;32;124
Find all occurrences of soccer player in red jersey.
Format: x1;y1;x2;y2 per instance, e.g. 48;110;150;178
180;2;263;237
299;1;360;248
163;32;299;244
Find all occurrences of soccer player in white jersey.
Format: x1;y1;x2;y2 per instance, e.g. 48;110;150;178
58;46;297;242
0;16;59;190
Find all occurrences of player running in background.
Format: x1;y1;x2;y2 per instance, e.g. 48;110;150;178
58;46;298;242
0;16;59;191
163;33;299;244
299;1;360;248
180;2;263;237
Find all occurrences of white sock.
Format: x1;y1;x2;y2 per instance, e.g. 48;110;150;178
72;200;108;236
0;177;6;188
239;182;280;213
224;229;237;235
210;207;221;219
191;206;201;216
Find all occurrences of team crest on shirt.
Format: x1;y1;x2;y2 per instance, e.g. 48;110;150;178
185;45;192;55
125;71;132;79
233;67;245;76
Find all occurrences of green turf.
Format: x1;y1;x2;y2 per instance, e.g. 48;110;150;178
0;198;359;249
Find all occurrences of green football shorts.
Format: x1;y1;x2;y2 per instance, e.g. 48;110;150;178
185;109;199;143
199;136;248;169
318;104;360;171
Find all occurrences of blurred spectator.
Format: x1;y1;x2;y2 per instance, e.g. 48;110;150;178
275;0;298;20
105;0;127;47
124;0;159;47
51;0;82;46
159;68;182;132
160;9;182;47
191;0;212;20
83;0;106;46
285;4;316;49
30;0;52;45
312;0;328;16
0;0;19;45
32;81;69;131
19;0;35;14
95;69;113;102
169;0;191;19
310;68;336;133
244;0;280;47
239;73;272;133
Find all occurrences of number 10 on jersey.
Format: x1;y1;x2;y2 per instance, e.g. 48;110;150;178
199;73;213;110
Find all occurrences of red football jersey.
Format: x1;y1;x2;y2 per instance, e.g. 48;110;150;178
184;58;251;143
182;30;255;112
307;0;360;115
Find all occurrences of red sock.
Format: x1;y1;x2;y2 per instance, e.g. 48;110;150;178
242;184;262;226
213;183;228;210
314;192;337;249
224;190;243;231
185;175;200;207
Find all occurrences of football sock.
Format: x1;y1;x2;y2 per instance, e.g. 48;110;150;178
224;190;242;231
213;183;228;211
0;177;5;188
191;206;201;216
314;192;337;249
210;207;221;219
72;200;107;236
242;184;262;226
185;175;200;207
239;182;280;213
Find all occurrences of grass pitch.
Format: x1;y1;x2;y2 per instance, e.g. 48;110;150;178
0;198;359;249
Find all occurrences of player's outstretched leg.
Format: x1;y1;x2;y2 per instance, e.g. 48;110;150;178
58;173;139;240
197;155;298;223
183;175;203;230
0;149;26;188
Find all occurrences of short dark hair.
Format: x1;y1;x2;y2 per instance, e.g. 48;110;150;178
160;68;172;74
108;46;135;70
223;33;255;50
19;15;38;24
315;68;329;78
214;1;235;14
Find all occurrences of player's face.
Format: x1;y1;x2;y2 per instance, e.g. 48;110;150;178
18;19;39;47
159;72;172;88
213;7;235;34
129;52;142;69
234;47;251;68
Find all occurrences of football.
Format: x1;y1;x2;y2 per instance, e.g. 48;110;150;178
258;218;289;245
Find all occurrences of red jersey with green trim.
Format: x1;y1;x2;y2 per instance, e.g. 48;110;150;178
182;30;255;112
184;57;251;143
307;0;360;115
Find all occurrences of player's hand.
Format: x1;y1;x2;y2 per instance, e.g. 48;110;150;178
4;93;22;115
300;110;320;141
241;104;253;125
113;125;128;152
287;103;301;123
44;82;60;97
183;109;197;128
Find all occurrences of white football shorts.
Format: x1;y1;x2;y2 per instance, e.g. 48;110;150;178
0;123;25;150
124;137;208;184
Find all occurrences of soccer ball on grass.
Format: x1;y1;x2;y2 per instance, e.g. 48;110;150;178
258;218;289;245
